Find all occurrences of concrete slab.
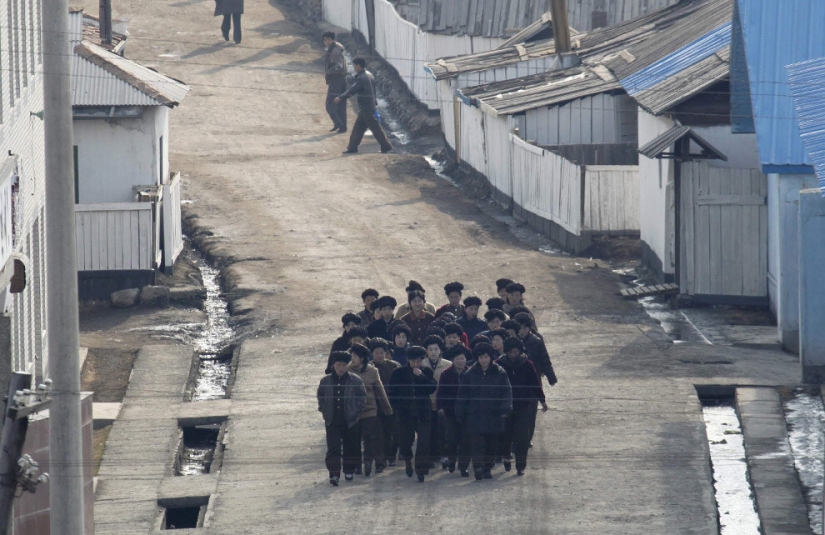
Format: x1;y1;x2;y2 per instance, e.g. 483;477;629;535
736;387;810;534
177;399;232;426
93;402;122;427
158;475;218;506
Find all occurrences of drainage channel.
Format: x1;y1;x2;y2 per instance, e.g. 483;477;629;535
783;387;824;535
190;252;235;402
176;424;222;476
700;397;762;534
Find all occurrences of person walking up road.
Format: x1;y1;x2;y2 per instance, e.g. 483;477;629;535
323;32;348;133
334;58;393;154
215;0;243;44
456;343;512;480
318;352;367;486
436;350;471;475
348;344;393;477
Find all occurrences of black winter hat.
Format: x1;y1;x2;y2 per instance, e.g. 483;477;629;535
472;342;495;359
470;334;491;349
503;337;524;352
423;335;445;350
444;323;464;336
443;282;464;295
484;309;506;322
445;344;471;360
372;295;398;311
440;311;457;322
496;278;514;291
509;305;533;318
485;297;506;311
342;312;361;326
368;338;391;352
349;343;371;360
501;319;520;331
463;296;482;307
407;346;427;360
361;288;379;300
407;289;426;304
348;326;368;339
406;280;425;293
490;328;510;341
506;282;526;294
391;323;412;338
330;351;351;364
513;312;533;327
426;326;446;340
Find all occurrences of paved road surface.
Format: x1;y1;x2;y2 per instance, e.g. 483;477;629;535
83;0;801;533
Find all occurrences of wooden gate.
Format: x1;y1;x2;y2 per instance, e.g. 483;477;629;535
679;161;767;300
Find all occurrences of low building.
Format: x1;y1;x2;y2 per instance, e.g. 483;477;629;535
69;10;190;299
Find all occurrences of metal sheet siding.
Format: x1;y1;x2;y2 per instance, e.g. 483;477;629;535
787;57;825;192
737;0;825;168
71;55;160;106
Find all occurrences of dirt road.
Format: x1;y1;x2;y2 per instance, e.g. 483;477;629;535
81;0;801;532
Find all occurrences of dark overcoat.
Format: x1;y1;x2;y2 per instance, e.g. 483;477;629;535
455;362;512;434
215;0;244;16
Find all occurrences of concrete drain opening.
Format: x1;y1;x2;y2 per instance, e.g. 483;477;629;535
175;423;225;476
160;497;209;530
698;389;761;535
782;386;824;535
191;355;232;401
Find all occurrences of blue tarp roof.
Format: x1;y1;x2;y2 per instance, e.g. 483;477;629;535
787;57;825;195
736;0;825;173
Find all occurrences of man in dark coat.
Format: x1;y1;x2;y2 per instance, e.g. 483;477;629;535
387;346;437;482
334;57;393;154
497;337;547;476
434;281;464;318
455;343;512;480
400;290;435;346
318;352;367;485
513;313;558;386
369;338;401;466
357;288;379;326
436;349;471;475
456;296;488;340
214;0;243;44
323;31;348;133
367;295;397;341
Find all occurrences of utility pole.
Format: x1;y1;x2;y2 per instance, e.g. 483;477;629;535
43;0;86;533
549;0;572;53
0;373;31;533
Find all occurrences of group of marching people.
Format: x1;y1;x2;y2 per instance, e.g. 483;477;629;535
317;279;558;485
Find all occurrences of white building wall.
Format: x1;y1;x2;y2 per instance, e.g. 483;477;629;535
74;107;164;203
637;109;676;277
692;127;760;169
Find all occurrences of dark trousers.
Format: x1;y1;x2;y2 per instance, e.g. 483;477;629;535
347;109;392;152
528;399;538;443
378;413;397;465
326;78;348;130
429;410;446;459
470;432;498;472
221;13;242;43
398;415;431;475
499;406;537;471
325;421;360;476
358;416;383;467
445;414;471;470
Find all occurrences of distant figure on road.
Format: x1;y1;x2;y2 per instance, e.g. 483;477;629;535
334;57;393;154
323;31;348;133
318;352;366;485
214;0;243;44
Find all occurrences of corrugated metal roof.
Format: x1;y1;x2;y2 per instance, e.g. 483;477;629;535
414;0;552;38
787;57;825;192
638;124;727;159
459;66;622;115
736;0;825;170
497;11;581;48
426;39;558;80
72;42;190;107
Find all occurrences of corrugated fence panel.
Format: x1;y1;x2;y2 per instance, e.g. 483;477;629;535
485;115;512;197
460;104;487;173
438;80;457;149
582;165;640;233
75;203;153;271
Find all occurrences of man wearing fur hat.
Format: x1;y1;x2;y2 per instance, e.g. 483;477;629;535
387;346;437;482
394;281;436;319
434;282;465;318
456;296;488;340
318;352;367;485
367;295;398;341
400;290;435;346
357;288;380;326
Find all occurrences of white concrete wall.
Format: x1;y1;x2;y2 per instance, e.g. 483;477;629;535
637;109;676;276
770;172;819;353
692;127;760;169
799;188;825;381
74;107;165;203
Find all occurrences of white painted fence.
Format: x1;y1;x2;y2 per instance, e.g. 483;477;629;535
75;203;154;271
162;172;183;271
582;165;640;233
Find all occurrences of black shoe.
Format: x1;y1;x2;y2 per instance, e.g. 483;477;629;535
405;460;413;477
234;39;241;44
329;126;340;132
344;473;354;482
448;462;456;473
483;469;493;479
380;147;393;153
337;128;348;134
329;475;339;486
364;462;372;477
517;469;525;476
460;469;469;477
355;464;362;475
342;149;357;155
375;464;384;474
222;31;229;41
387;460;396;467
417;474;425;482
474;469;484;481
503;459;511;472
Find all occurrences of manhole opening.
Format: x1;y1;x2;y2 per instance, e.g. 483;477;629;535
697;388;761;535
163;503;205;530
175;423;224;476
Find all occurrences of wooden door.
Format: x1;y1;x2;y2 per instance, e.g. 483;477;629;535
680;161;768;298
